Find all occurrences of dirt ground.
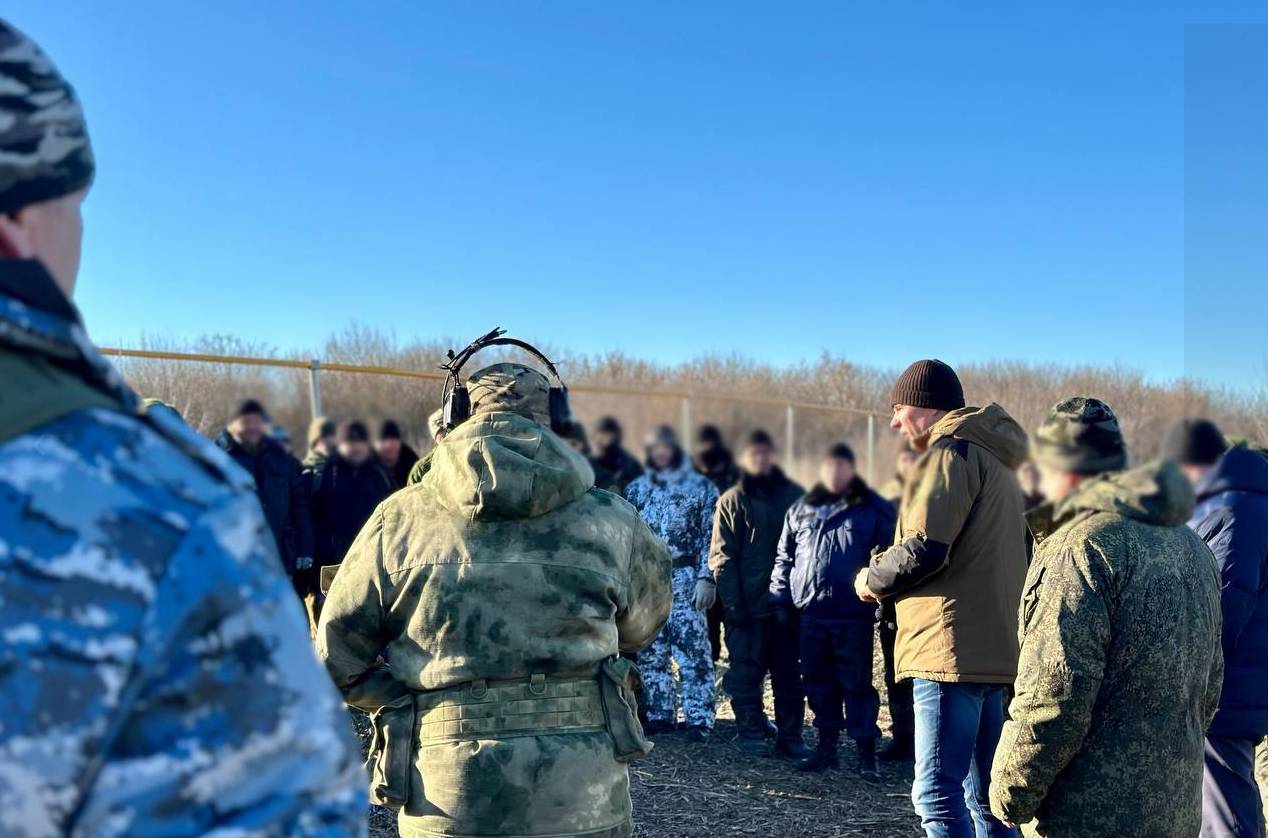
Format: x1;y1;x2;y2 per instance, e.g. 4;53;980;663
365;639;922;837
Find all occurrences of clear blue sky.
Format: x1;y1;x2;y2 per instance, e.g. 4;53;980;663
12;2;1267;390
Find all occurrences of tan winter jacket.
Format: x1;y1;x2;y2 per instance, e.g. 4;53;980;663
867;404;1029;683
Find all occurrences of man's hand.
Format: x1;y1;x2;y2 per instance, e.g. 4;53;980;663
295;555;314;571
693;578;717;611
854;568;877;602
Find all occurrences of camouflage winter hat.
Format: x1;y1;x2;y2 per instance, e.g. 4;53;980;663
466;362;551;425
0;20;95;214
1031;396;1128;475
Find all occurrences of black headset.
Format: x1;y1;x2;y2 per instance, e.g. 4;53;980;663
440;327;573;433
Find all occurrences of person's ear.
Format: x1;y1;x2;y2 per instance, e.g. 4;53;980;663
0;210;36;260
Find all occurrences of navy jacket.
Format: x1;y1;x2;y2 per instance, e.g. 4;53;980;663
770;478;896;622
214;431;314;571
1189;444;1268;738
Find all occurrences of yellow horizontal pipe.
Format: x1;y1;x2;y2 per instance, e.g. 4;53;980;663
98;347;886;417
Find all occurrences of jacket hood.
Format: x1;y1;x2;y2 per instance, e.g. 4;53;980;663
423;411;594;521
1031;459;1196;540
928;403;1029;470
1197;442;1268;500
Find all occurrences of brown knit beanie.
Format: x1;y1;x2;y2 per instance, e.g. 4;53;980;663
890;359;965;411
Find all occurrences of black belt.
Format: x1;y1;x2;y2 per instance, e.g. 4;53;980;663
672;555;698;569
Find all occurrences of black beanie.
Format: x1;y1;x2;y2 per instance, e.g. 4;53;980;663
236;398;266;419
827;443;855;463
340;420;370;444
696;424;724;445
379;419;403;440
1162;419;1228;466
745;429;774;449
890;359;965;411
597;416;622;436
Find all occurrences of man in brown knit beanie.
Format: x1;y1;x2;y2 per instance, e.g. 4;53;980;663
856;359;1029;838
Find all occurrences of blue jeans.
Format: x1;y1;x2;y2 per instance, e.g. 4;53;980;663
912;679;1017;838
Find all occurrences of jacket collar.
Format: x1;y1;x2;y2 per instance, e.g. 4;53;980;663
0;258;136;411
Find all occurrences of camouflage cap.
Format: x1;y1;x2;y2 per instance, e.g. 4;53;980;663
1031;396;1128;475
0;20;95;214
467;362;550;425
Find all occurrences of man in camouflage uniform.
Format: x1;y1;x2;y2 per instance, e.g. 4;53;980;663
0;19;366;835
625;425;720;740
319;363;672;838
990;398;1225;837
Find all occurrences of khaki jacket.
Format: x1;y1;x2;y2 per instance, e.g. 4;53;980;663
318;411;672;838
867;404;1029;683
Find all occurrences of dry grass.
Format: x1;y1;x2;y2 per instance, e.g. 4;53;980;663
116;327;1267;488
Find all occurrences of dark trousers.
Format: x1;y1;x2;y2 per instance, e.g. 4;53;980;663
800;617;880;743
707;598;725;662
880;617;915;742
722;614;804;743
1202;735;1266;837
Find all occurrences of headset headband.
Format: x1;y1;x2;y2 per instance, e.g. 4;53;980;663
440;327;566;393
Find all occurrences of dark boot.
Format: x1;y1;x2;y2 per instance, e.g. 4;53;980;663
877;734;914;763
856;738;879;781
774;737;813;761
736;734;771;756
643;719;675;737
798;731;840;773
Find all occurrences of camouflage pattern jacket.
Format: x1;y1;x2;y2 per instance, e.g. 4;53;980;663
624;459;720;579
318;410;672;838
0;259;366;836
990;460;1224;837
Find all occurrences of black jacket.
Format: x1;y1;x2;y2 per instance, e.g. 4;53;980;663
311;454;394;569
214;431;314;571
381;443;420;490
708;468;804;623
591;445;644;495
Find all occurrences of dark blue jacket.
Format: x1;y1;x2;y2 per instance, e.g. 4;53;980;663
1189;443;1268;738
770;478;896;622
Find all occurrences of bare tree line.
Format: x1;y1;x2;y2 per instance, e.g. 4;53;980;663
114;326;1268;486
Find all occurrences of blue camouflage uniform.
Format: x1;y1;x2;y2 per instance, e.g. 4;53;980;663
625;459;719;728
0;259;367;836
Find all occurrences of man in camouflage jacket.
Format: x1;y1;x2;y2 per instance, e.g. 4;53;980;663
0;19;366;836
624;425;720;738
990;398;1224;837
319;363;672;838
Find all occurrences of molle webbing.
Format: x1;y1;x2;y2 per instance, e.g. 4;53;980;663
416;674;604;742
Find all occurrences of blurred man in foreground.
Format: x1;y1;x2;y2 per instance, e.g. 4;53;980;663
710;430;807;759
1165;419;1268;838
858;359;1028;838
991;399;1223;837
772;443;895;778
320;363;671;837
0;19;365;834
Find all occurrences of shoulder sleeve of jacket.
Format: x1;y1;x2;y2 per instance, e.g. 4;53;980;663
867;442;976;597
287;454;315;558
709;490;744;602
697;479;721;576
1203;494;1268;651
769;503;800;602
317;506;408;711
989;540;1111;827
82;490;366;834
618;511;673;652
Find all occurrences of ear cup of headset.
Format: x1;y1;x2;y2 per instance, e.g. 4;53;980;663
444;384;471;430
548;387;572;433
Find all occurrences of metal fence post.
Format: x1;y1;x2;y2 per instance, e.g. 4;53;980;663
786;404;795;468
866;413;876;485
681;396;692;449
308;359;323;420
